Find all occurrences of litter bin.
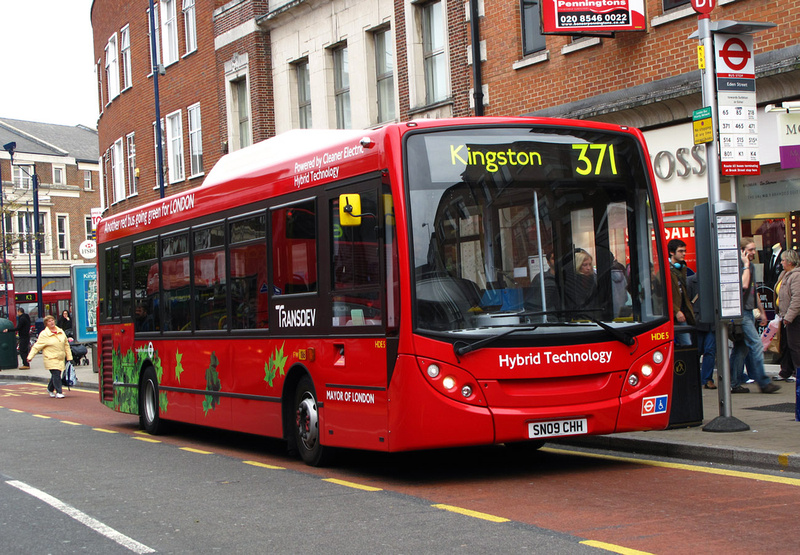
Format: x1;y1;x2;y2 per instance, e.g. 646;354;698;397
0;318;18;370
668;338;704;428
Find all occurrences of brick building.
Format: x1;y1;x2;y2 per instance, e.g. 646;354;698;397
0;118;100;296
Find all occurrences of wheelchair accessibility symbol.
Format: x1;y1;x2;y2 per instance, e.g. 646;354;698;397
642;394;669;416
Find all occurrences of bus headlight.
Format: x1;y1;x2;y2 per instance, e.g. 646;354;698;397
442;376;456;390
461;385;473;398
427;364;440;378
628;374;639;387
641;364;653;377
652;351;664;364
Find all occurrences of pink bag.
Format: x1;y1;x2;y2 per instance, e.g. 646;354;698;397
761;316;782;351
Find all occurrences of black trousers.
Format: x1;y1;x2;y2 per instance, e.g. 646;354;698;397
18;338;30;366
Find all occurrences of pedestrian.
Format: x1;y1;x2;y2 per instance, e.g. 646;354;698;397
564;249;597;312
775;248;800;421
27;315;73;398
729;238;781;394
775;249;799;382
687;273;716;389
57;310;72;331
11;307;31;369
668;239;695;346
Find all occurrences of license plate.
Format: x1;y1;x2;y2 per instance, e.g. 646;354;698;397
528;418;588;439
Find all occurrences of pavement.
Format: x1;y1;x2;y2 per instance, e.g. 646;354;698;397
1;352;797;473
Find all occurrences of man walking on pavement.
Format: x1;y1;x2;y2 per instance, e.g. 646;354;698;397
730;238;781;394
4;307;31;369
669;239;695;346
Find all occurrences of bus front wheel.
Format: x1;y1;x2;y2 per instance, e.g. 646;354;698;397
293;376;330;466
140;367;163;435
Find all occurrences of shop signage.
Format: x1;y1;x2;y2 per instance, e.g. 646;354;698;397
540;0;646;34
714;34;759;175
777;112;800;169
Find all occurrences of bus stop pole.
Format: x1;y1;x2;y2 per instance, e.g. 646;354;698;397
696;14;748;432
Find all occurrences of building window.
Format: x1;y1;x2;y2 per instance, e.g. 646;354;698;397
663;0;690;9
188;103;203;176
296;60;312;129
12;165;33;189
166;110;185;183
521;1;546;56
230;78;251;150
422;1;447;104
57;215;69;260
183;0;197;54
112;138;125;203
147;4;161;72
153;119;166;187
84;170;93;190
85;216;94;240
126;132;137;196
17;212;46;256
121;25;132;90
375;28;395;123
160;0;179;66
333;45;351;129
105;33;120;102
52;165;65;185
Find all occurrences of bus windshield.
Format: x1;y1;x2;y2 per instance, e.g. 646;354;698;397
406;126;667;335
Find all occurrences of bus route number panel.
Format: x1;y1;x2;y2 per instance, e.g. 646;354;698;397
528;418;588;439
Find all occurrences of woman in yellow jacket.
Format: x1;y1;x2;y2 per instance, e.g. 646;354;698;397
27;315;73;398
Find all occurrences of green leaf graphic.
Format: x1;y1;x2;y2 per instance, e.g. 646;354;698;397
264;342;288;387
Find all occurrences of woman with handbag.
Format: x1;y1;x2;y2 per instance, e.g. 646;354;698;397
776;249;800;421
27;315;73;398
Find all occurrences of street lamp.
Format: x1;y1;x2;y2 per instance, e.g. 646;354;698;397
3;142;44;325
0;143;10;318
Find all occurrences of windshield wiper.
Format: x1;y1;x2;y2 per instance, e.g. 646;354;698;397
520;308;635;347
453;326;539;357
574;312;635;346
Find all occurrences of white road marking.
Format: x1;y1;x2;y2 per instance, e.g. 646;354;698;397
6;480;155;554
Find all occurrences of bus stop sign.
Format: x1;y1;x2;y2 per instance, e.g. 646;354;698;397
691;0;715;14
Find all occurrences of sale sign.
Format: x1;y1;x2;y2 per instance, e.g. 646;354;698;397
541;0;646;34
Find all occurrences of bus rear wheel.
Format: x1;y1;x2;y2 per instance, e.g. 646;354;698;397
293;376;330;466
139;367;163;435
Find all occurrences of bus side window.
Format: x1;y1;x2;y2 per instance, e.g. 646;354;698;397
330;191;382;327
271;200;317;296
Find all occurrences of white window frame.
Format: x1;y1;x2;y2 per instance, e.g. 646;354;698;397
126;132;137;196
111;138;125;203
160;0;179;66
296;59;312;129
84;170;93;190
165;110;185;183
105;33;120;102
147;4;161;75
374;27;396;123
421;1;447;105
12;165;33;189
188;103;203;177
52;165;66;185
57;214;70;260
85;216;94;241
121;25;132;90
332;45;351;130
183;0;197;55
